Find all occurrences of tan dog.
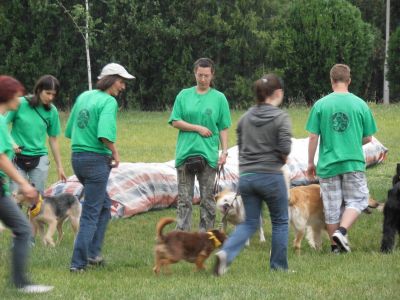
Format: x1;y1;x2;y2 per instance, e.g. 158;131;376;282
289;184;380;253
153;218;226;274
14;191;81;247
289;184;325;253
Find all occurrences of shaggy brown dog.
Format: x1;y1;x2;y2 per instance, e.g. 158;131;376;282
153;218;226;274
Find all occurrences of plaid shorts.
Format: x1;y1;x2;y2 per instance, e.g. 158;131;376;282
320;172;369;224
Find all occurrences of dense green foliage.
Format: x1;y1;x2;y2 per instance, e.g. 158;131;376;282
0;0;399;109
388;26;400;100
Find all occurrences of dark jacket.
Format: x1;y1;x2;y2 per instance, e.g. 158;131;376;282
237;103;292;174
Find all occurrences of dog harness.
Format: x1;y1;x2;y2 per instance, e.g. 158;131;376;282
207;231;222;248
29;194;43;219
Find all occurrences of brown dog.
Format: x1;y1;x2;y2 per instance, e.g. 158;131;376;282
14;191;81;247
289;184;325;254
289;184;380;253
153;218;226;274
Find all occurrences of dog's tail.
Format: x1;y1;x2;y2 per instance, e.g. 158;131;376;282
156;217;175;241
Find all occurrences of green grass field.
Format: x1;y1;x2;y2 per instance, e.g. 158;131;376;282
1;105;399;299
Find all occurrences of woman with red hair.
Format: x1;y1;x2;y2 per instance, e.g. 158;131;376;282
0;75;53;294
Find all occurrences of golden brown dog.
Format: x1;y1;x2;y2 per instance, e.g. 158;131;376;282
14;191;81;247
153;217;226;274
289;184;325;254
289;184;380;253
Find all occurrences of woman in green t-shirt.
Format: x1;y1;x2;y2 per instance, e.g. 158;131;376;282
7;75;66;193
66;63;135;272
0;75;53;293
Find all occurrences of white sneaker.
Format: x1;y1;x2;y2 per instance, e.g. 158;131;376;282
332;230;351;252
214;250;228;276
18;284;54;294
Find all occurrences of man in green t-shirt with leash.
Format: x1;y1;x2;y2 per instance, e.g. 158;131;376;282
306;64;377;253
169;58;231;231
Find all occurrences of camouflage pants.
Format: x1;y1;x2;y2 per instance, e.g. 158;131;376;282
176;163;217;232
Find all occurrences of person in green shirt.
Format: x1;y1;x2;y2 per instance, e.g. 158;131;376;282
306;64;377;253
66;63;134;272
0;75;53;293
7;75;66;194
168;58;232;231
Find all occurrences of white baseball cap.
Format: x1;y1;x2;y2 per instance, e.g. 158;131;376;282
98;63;135;80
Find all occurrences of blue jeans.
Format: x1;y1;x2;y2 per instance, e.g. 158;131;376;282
221;173;289;270
0;190;32;287
70;152;112;269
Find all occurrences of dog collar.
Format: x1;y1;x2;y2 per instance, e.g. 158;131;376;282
29;194;43;219
207;232;222;248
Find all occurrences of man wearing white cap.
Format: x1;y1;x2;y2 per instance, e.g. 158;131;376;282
65;63;134;272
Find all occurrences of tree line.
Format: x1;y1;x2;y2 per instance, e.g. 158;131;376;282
0;0;399;110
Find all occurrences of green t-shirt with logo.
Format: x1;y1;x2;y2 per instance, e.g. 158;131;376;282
168;87;231;168
6;97;61;156
306;92;377;178
65;90;117;155
0;114;15;195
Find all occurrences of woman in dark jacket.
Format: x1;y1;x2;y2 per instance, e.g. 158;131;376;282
214;74;292;275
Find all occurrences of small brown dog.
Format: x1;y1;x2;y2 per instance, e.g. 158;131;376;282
153;218;226;274
14;191;81;247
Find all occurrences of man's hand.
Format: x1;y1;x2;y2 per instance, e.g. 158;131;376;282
20;183;38;205
111;150;120;168
196;126;212;137
307;163;316;180
218;152;228;166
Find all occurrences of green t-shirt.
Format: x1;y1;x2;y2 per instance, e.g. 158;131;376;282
0;114;15;195
65;90;118;155
168;87;231;168
6;97;61;156
306;92;377;178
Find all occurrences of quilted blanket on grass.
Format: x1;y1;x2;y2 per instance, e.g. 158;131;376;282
45;137;388;218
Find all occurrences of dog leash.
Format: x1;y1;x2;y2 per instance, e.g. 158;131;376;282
218;192;240;231
213;165;226;196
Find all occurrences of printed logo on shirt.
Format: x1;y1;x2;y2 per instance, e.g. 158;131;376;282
77;109;90;129
331;112;349;133
204;108;212;116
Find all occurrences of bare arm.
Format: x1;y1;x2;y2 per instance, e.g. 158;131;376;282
362;136;372;145
48;137;66;182
307;133;319;179
218;128;229;166
100;138;120;168
171;120;212;137
0;154;37;200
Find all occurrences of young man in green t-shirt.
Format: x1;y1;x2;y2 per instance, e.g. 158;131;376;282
306;64;377;253
168;58;232;231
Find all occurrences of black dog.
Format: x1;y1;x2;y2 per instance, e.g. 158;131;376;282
380;164;400;253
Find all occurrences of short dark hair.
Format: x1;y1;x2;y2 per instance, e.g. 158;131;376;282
96;75;122;91
193;58;215;73
254;74;284;104
28;75;60;111
0;75;25;104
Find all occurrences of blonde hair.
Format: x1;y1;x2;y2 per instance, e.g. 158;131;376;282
330;64;351;83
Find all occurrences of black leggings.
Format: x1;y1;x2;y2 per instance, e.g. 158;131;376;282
0;188;32;287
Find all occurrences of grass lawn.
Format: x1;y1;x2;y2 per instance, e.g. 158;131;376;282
1;105;399;299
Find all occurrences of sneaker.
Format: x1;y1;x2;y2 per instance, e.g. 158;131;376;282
18;284;54;294
331;247;341;255
332;230;351;252
70;267;85;273
88;256;105;266
213;250;228;276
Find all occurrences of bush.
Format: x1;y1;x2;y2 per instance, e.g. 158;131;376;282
270;0;377;105
388;26;400;101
